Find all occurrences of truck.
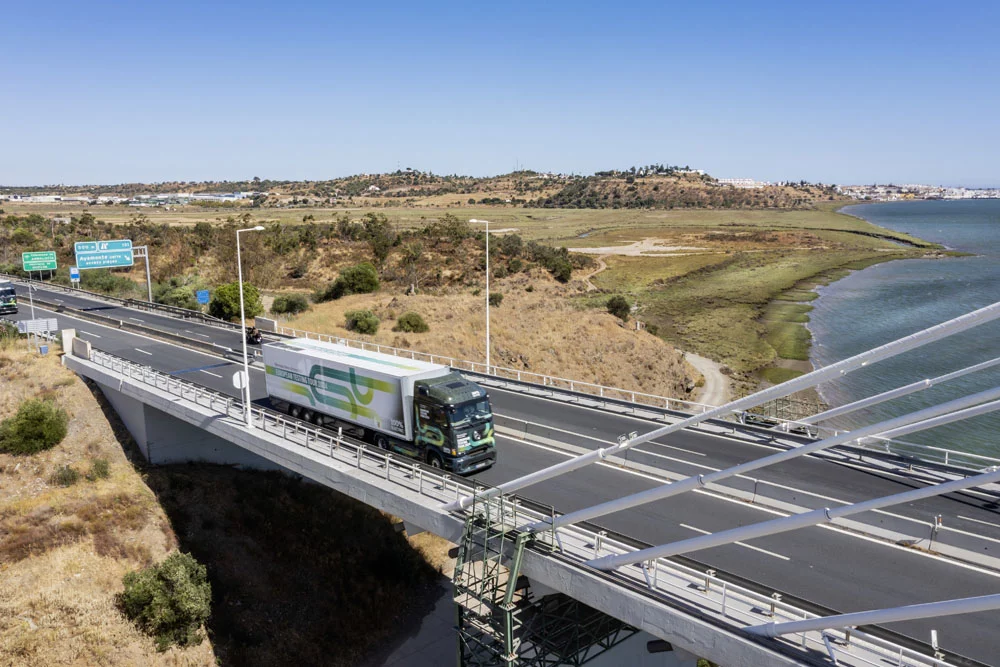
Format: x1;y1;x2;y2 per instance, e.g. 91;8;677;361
0;280;17;315
262;338;496;474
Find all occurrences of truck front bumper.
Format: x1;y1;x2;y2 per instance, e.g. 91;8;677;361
449;448;496;475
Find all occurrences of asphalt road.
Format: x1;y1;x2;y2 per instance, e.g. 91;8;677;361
7;284;1000;664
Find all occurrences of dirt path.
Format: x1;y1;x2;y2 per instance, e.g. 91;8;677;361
684;352;731;406
580;255;608;291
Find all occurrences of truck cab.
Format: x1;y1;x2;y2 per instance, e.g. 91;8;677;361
411;372;496;474
0;281;17;315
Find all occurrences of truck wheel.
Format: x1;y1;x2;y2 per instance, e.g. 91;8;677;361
290;405;302;419
427;453;443;469
375;435;390;451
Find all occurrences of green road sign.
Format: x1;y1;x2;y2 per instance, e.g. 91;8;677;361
22;251;58;272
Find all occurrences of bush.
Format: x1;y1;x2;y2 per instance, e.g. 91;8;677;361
87;457;111;481
646;323;660;336
272;293;310;315
49;465;80;487
488;292;504;308
607;295;631;322
0;321;18;339
118;552;212;651
344;309;380;335
208;282;263;322
315;262;380;302
0;398;69;454
80;269;141;298
393;312;428;333
508;258;524;273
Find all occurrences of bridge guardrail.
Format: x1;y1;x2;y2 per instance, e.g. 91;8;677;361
81;346;959;667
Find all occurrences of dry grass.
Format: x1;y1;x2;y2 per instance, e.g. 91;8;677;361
0;341;210;666
284;268;696;399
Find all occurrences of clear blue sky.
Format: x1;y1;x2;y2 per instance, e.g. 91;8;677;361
2;0;998;187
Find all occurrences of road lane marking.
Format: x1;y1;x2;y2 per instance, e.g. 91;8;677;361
78;331;101;338
679;523;790;560
135;348;153;355
200;370;222;378
129;317;145;323
958;515;1000;530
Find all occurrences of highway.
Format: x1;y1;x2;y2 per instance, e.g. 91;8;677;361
9;282;1000;664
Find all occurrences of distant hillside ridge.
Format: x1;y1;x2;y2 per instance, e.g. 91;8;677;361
0;165;844;210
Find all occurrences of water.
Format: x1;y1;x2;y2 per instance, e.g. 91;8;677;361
808;200;1000;457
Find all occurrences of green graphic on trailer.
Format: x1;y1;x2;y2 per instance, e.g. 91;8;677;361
266;364;396;419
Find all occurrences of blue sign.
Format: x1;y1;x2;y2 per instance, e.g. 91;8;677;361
75;239;132;254
76;249;134;269
69;267;80;281
196;289;210;305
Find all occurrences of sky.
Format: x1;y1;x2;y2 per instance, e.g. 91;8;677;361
2;0;998;187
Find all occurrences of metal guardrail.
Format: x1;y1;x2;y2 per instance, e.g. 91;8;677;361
82;346;961;667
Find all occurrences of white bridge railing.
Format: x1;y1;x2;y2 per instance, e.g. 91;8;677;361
84;347;955;667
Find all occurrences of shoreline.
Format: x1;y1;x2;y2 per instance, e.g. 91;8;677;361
755;203;943;409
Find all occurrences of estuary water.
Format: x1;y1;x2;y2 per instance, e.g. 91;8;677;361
808;200;1000;457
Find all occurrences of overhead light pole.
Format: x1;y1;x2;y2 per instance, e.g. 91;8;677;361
470;218;491;370
236;225;265;426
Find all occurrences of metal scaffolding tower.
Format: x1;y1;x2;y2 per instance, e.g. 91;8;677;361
453;485;638;666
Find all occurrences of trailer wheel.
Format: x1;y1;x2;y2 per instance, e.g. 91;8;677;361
290;405;302;419
302;409;315;423
427;453;443;469
375;435;390;451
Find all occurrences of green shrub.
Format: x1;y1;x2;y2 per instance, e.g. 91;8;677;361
314;262;380;302
49;465;80;487
0;321;18;339
393;312;428;333
80;269;141;298
493;265;508;279
118;552;212;651
646;323;660;336
344;309;380;335
488;292;503;308
208;282;262;322
607;295;631;322
0;398;69;454
508;258;524;273
272;293;310;315
87;457;111;481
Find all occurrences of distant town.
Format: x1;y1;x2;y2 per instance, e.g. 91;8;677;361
835;183;1000;201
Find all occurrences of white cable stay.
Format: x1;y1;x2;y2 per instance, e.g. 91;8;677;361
526;385;1000;533
746;593;1000;638
443;301;1000;512
587;401;1000;569
800;356;1000;425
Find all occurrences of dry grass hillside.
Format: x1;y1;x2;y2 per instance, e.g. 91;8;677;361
281;269;699;398
0;343;214;666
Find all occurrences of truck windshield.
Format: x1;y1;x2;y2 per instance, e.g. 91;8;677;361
449;399;491;426
0;287;15;299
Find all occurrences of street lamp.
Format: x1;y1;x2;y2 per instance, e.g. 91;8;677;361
469;218;491;371
236;225;265;426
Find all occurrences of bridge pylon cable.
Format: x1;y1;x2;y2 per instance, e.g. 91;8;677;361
746;593;1000;639
443;301;1000;512
586;407;1000;569
526;386;1000;534
799;355;1000;425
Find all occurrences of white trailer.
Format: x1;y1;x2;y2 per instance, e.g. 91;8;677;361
263;338;449;440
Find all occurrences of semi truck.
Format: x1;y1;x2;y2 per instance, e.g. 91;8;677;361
262;338;496;474
0;280;17;315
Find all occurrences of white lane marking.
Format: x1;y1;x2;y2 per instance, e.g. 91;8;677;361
78;331;101;338
958;515;1000;530
135;348;153;355
185;328;212;339
200;370;222;378
679;523;790;560
129;317;145;323
499;435;1000;579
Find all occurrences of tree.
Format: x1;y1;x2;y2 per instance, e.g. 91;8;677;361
400;241;423;291
362;212;396;270
314;262;380;302
607;295;630;322
208;282;263;321
272;293;310;315
0;399;69;454
118;552;211;651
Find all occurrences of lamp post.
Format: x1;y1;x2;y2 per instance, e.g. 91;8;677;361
236;225;265;426
470;218;491;371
